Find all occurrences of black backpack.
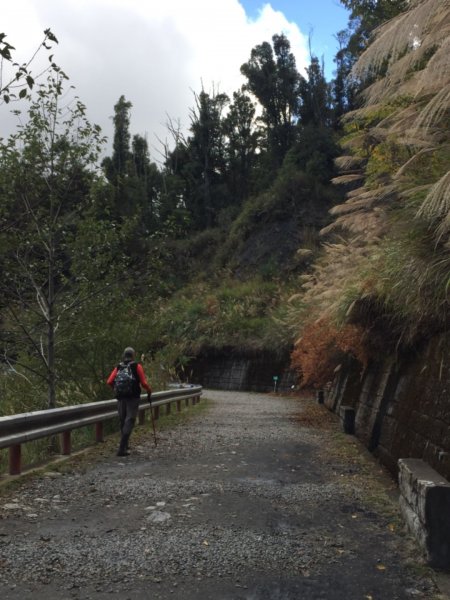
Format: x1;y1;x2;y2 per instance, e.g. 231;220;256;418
114;361;137;398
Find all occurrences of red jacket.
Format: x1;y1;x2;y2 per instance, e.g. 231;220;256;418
107;362;152;394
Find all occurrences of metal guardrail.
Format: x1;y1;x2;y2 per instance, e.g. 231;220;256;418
0;386;203;476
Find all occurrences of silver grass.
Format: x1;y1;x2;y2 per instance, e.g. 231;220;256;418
413;84;450;133
331;174;365;185
395;146;437;177
416;170;450;221
334;156;366;171
353;0;448;83
291;0;450;344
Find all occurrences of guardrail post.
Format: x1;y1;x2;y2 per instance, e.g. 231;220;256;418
177;400;181;413
166;402;172;416
154;406;160;421
9;444;21;475
139;410;145;425
95;422;104;442
61;430;71;455
185;397;189;407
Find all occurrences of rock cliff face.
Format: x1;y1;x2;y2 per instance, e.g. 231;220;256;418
326;334;450;480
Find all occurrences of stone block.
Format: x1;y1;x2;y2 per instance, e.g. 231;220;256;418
378;415;397;450
340;405;355;435
398;458;450;569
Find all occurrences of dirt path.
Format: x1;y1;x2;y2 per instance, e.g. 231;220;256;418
0;391;440;599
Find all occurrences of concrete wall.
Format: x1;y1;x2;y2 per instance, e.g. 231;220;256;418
325;334;450;480
189;350;298;393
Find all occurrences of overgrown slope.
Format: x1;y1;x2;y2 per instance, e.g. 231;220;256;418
290;0;450;386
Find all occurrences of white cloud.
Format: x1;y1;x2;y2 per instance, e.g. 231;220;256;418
1;0;309;160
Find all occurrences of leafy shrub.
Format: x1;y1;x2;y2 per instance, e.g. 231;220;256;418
365;139;411;185
291;318;368;388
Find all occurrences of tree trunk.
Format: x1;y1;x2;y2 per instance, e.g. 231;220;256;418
47;244;56;410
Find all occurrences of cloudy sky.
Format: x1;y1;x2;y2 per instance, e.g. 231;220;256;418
2;0;349;161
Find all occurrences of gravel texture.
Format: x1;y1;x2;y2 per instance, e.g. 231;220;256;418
0;390;440;599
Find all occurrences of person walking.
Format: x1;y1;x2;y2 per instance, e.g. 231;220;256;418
107;347;152;456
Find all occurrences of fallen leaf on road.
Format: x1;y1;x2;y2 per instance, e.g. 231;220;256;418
203;540;209;546
376;564;386;571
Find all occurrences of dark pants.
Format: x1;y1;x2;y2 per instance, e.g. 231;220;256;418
117;397;140;436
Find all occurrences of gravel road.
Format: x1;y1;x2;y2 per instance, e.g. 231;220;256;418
0;390;440;599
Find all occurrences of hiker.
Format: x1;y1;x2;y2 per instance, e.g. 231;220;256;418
107;347;152;456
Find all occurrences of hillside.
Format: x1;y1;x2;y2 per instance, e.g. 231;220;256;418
152;0;450;391
290;0;450;386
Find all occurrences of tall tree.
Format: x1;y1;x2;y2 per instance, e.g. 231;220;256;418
188;89;229;228
339;0;408;35
131;133;162;232
101;95;134;221
162;89;230;231
241;33;301;167
299;56;332;127
332;28;359;123
223;89;258;203
101;97;163;254
0;72;105;409
102;95;133;186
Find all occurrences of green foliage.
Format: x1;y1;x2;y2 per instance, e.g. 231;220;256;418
0;71;106;409
365;139;411;185
241;33;301;166
101;95;163;260
332;1;409;121
407;145;450;186
343;97;413;134
223;90;259;202
0;29;59;105
218;129;340;272
337;0;409;63
147;278;290;360
283;124;339;182
364;226;448;342
299;57;332;128
340;0;408;29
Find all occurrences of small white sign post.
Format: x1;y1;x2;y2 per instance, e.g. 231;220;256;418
273;375;279;393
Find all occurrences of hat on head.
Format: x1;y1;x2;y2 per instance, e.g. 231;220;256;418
123;347;136;360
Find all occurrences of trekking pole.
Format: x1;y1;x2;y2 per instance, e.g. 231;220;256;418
148;392;157;447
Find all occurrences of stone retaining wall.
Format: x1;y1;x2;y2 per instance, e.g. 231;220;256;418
325;335;450;480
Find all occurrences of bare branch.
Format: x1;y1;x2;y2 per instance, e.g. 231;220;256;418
6;305;49;370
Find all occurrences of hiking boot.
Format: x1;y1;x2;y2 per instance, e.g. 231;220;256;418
117;433;130;457
116;448;130;456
